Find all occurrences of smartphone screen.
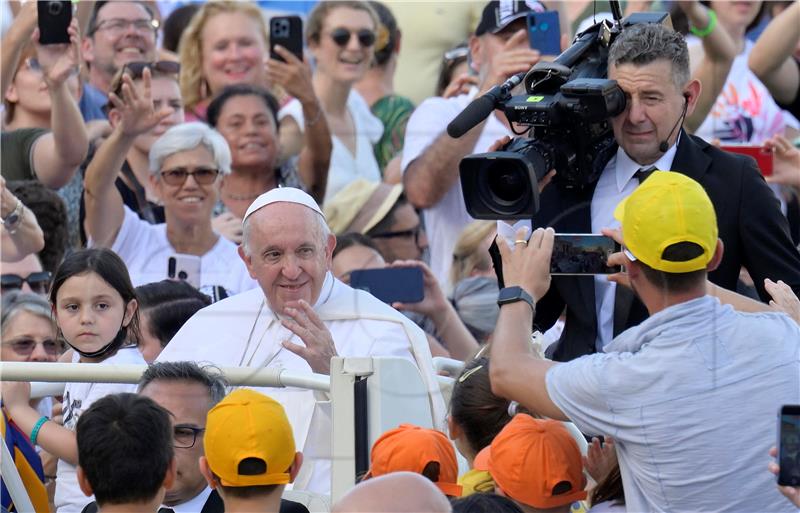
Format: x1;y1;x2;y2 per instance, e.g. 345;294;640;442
551;234;621;275
720;144;774;176
270;16;303;62
778;405;800;486
37;1;72;45
349;267;424;304
527;11;561;57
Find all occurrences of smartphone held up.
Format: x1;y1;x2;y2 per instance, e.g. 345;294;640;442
38;1;72;45
550;234;621;275
778;405;800;487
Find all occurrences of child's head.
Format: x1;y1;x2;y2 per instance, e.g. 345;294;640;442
474;415;586;513
449;357;531;461
200;389;303;502
49;248;140;360
76;393;175;508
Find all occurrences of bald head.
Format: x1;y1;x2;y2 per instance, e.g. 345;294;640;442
333;472;452;513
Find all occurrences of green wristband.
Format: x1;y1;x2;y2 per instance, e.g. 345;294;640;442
690;9;717;38
30;416;49;446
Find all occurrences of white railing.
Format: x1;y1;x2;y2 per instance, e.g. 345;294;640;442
0;357;435;510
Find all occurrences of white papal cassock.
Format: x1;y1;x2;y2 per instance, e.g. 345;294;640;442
157;272;446;494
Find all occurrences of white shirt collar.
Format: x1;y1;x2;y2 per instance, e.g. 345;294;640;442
168;486;212;513
614;132;681;192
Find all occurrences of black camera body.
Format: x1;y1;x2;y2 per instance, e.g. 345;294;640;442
459;11;670;220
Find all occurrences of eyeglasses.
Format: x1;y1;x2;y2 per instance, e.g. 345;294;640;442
92;17;159;37
22;58;79;77
1;272;52;295
124;60;180;78
159;167;220;186
173;425;205;449
328;28;376;48
370;225;424;246
2;337;65;357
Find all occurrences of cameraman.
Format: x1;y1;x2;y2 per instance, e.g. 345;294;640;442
502;23;800;361
402;0;543;285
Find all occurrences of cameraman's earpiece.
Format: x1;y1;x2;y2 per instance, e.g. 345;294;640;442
659;93;690;153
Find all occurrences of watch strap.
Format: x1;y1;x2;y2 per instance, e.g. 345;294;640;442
497;286;535;313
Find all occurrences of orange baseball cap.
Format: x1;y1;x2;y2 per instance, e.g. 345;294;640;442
366;424;463;497
474;415;586;509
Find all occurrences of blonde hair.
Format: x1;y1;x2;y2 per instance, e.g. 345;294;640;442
178;1;269;112
306;0;379;45
450;221;496;288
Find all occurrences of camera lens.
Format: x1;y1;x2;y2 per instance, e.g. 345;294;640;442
178;271;188;280
48;1;63;16
487;165;526;205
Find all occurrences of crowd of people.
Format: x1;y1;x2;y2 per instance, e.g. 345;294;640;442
2;0;800;512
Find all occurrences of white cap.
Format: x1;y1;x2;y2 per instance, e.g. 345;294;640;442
243;187;325;222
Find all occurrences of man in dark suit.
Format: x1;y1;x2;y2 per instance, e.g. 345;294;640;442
494;23;800;362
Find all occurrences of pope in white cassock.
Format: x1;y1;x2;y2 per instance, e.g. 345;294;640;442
157;187;445;495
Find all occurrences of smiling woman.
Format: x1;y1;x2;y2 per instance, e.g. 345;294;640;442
280;0;384;204
83;73;257;298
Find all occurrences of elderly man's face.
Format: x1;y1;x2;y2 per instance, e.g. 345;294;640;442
240;203;335;315
139;379;213;507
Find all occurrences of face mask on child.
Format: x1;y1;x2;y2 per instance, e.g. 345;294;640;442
64;316;129;360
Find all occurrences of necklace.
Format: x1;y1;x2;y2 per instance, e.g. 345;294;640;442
224;190;261;201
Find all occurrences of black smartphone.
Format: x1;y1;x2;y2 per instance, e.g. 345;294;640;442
778;404;800;486
37;1;72;45
270;15;303;62
550;234;621;275
350;268;424;304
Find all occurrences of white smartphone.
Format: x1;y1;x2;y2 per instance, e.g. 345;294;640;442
167;254;201;289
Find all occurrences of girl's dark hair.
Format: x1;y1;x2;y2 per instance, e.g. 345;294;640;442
368;1;399;67
136;280;211;347
435;42;469;97
590;465;624;507
206;84;280;129
332;232;381;258
49;248;141;347
450;357;531;454
451;493;524;513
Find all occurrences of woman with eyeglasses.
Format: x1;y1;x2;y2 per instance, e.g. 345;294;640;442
178;1;331;205
281;0;384;204
83;69;256;296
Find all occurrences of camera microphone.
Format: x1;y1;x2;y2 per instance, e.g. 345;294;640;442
447;72;526;139
658;95;689;153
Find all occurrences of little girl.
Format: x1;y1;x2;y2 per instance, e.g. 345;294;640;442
1;248;147;513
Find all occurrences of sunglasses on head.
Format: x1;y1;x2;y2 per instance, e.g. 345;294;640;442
1;272;52;295
159;167;220;186
3;338;65;357
328;27;376;48
110;61;180;99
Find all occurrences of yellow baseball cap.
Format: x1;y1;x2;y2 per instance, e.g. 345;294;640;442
204;389;295;487
613;171;718;273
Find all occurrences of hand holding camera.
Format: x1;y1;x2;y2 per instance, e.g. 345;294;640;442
34;17;81;89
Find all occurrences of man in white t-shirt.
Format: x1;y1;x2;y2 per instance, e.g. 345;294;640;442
401;0;542;285
489;172;800;512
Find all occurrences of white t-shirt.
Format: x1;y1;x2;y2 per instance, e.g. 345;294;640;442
691;38;799;144
102;206;258;297
54;347;145;513
401;89;512;285
279;90;383;204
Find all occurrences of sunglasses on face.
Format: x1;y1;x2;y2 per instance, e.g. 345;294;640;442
3;338;65;357
159;167;220;186
1;272;52;295
328;27;376;48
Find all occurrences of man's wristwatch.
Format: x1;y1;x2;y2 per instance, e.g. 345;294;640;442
1;199;23;234
497;286;535;313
